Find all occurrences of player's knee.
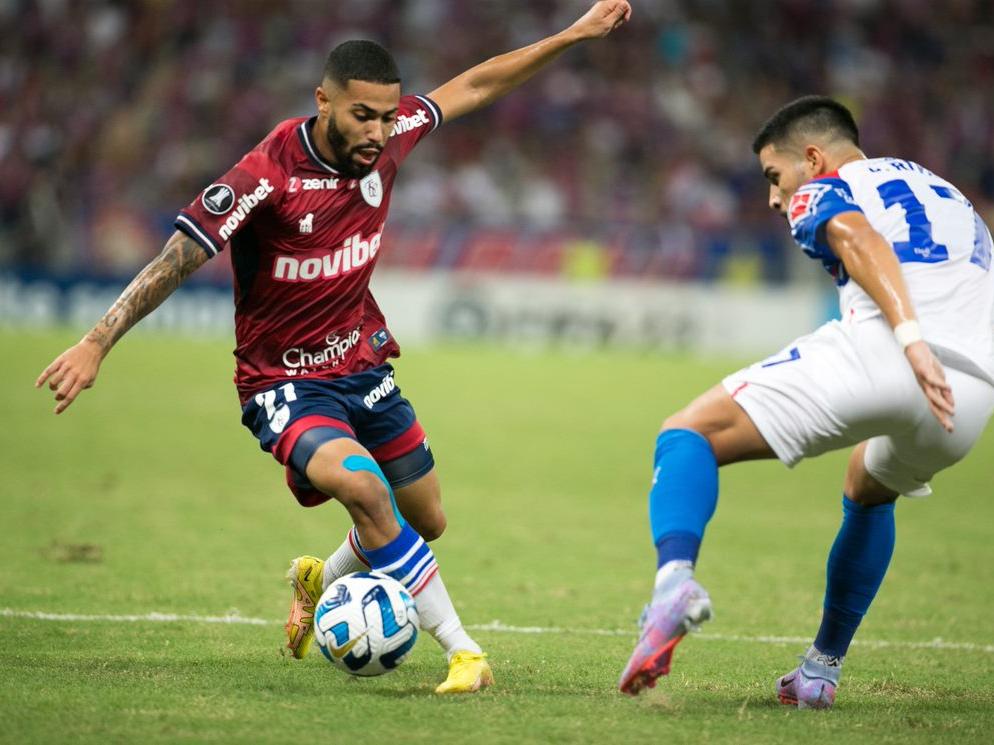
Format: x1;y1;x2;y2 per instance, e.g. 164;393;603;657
660;412;717;451
409;509;446;541
844;473;897;506
845;484;898;507
318;470;394;526
660;409;698;434
844;454;899;506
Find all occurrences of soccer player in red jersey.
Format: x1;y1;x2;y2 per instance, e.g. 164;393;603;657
37;1;631;693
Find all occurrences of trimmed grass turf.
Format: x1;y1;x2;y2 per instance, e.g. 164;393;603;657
2;328;993;743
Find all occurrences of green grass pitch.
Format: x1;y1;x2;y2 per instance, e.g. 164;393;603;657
2;328;993;744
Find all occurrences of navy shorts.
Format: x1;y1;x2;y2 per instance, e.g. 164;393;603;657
241;364;434;506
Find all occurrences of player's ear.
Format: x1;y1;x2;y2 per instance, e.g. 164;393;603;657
315;84;331;117
804;145;826;176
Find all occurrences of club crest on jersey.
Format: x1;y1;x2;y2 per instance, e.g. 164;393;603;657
201;183;236;215
789;182;832;224
359;171;382;208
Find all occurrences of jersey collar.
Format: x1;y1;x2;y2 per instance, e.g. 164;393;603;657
297;117;341;174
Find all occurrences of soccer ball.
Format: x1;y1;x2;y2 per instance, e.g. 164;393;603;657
313;571;420;676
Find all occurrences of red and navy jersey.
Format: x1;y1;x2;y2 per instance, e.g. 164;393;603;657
174;94;443;402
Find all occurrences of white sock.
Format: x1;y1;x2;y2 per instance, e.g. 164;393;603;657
806;645;843;668
652;560;694;603
321;528;368;592
414;571;482;660
340;523;481;660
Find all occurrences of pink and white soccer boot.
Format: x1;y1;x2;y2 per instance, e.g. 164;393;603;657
777;653;841;709
618;578;712;696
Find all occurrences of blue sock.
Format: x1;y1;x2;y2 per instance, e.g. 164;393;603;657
361;522;439;596
649;429;719;568
814;495;896;658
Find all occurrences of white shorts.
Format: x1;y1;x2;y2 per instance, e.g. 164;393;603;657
722;317;994;497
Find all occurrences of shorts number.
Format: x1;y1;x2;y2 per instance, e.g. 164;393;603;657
255;382;297;434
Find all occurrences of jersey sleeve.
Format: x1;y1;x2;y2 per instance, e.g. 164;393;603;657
386;94;443;165
788;177;863;260
174;150;284;258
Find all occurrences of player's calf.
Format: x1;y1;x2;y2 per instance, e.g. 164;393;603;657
327;469;401;546
303;441;402;546
404;507;445;541
392;468;447;541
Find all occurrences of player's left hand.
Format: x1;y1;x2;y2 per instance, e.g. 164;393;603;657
569;0;632;40
905;341;955;432
35;338;104;414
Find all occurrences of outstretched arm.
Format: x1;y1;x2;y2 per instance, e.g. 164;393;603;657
35;230;209;414
428;0;631;123
826;211;955;431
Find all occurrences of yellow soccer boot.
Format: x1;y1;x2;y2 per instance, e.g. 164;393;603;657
285;555;324;659
435;651;494;694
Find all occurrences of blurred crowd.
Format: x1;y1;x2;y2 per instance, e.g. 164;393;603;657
2;0;993;284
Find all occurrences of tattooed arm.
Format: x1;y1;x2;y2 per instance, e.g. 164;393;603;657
36;231;209;414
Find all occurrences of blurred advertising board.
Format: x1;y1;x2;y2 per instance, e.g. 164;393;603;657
2;270;818;356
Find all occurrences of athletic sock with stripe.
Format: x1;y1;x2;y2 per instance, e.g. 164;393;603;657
359;522;481;659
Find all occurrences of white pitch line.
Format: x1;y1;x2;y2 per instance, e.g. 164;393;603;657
0;608;271;626
3;608;993;654
470;620;994;654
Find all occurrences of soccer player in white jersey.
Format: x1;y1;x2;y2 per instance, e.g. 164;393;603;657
619;96;994;706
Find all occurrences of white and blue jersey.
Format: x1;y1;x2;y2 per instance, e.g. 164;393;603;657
788;157;994;384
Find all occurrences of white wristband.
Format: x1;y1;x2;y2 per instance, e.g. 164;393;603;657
894;320;923;349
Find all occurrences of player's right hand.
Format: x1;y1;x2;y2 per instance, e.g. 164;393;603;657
569;0;632;40
35;338;104;414
905;340;955;433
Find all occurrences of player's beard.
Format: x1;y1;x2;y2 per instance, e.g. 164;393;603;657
327;116;381;179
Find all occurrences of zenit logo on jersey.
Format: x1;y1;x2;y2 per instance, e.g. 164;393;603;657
288;176;339;193
201;184;236;215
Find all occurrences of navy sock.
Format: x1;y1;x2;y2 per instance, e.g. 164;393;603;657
814;495;896;658
649;429;719;568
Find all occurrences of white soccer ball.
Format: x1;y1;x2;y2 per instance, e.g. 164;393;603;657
313;571;420;676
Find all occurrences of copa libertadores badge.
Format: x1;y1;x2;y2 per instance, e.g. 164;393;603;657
201;183;236;215
359;171;382;208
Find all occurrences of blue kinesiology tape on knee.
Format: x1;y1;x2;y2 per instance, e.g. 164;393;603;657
649;429;719;565
815;495;896;657
342;454;405;526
